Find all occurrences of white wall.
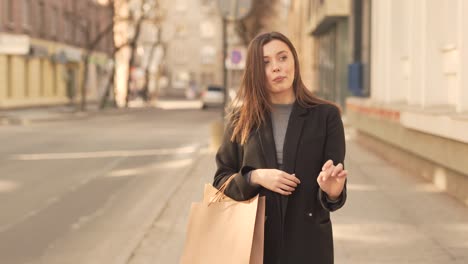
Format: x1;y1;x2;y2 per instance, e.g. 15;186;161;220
388;0;408;103
458;0;468;112
371;0;468;112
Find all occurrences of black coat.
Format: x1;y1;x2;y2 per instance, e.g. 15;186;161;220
214;102;347;264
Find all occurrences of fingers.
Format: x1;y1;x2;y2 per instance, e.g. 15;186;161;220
273;171;300;196
282;173;301;185
337;169;347;177
322;160;333;171
320;163;345;182
331;163;343;177
275;187;292;196
317;171;327;183
279;184;295;192
336;170;348;182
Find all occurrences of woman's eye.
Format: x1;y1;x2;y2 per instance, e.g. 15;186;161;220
264;61;270;65
280;56;287;61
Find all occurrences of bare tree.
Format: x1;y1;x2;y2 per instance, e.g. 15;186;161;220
124;0;162;107
99;42;128;109
74;0;116;111
141;3;165;102
235;0;279;45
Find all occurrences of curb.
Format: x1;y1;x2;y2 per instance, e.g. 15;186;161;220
120;145;210;264
152;100;203;110
0;108;151;126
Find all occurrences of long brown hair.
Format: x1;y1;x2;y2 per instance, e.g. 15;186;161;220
228;31;335;145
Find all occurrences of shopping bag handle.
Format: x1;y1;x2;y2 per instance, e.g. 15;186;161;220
210;174;236;204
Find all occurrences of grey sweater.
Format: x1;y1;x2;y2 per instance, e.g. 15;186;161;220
245;103;293;182
271;103;294;169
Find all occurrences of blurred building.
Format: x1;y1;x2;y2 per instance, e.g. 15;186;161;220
284;0;468;205
286;0;356;108
226;0;289;99
157;0;223;97
346;0;468;205
0;0;114;108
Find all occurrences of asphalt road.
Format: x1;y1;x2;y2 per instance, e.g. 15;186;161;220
0;107;219;264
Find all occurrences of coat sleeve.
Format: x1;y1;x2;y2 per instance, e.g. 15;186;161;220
318;105;347;212
213;121;261;201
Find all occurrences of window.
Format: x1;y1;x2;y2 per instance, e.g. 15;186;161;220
22;0;31;28
51;7;58;37
38;2;46;36
63;12;70;41
5;0;14;24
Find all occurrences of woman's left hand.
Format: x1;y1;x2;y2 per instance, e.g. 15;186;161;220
317;160;347;200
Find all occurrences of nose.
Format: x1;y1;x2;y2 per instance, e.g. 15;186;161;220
272;61;280;72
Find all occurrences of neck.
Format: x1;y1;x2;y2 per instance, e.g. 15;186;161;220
270;90;295;104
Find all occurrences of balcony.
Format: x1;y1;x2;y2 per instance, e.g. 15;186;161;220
308;0;351;36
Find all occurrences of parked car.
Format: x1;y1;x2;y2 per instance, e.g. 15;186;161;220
201;85;224;108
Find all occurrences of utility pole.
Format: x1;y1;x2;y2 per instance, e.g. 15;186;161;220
217;0;252;119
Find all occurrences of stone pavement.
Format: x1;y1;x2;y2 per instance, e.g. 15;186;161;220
127;128;468;264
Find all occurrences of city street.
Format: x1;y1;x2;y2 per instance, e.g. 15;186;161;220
1;107;468;264
0;107;220;264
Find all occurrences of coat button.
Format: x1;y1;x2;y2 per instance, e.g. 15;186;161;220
307;212;313;217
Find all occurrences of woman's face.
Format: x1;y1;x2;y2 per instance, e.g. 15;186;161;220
263;39;295;100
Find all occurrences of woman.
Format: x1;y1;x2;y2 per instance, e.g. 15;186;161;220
214;32;347;264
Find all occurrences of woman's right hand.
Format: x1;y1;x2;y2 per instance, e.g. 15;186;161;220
250;169;301;195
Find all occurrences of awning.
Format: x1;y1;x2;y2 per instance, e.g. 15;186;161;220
52;48;82;63
29;44;49;58
0;33;30;55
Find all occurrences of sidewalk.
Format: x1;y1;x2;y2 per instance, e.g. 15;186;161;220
0;103;119;125
126;128;468;263
126;147;216;264
0;98;204;126
334;129;468;263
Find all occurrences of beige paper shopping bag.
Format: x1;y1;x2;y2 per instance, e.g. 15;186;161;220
180;177;265;264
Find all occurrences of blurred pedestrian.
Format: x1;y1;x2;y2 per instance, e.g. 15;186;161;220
214;31;347;264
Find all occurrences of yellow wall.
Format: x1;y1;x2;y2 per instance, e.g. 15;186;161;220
43;59;54;97
28;58;41;98
56;64;66;97
0;38;110;108
11;56;26;99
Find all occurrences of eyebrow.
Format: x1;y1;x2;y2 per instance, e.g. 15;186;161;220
263;50;288;58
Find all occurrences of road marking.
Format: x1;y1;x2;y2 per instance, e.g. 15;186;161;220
0;156;127;235
106;158;194;178
0;179;20;193
10;145;199;161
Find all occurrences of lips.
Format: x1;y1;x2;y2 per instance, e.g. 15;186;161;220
273;76;286;82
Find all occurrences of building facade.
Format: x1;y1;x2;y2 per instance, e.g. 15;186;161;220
286;0;316;94
309;0;352;108
156;0;223;97
285;0;353;109
0;0;114;108
347;0;468;205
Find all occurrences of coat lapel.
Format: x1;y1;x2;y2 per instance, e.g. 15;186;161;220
282;102;307;174
258;102;308;230
258;113;278;169
281;102;307;224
